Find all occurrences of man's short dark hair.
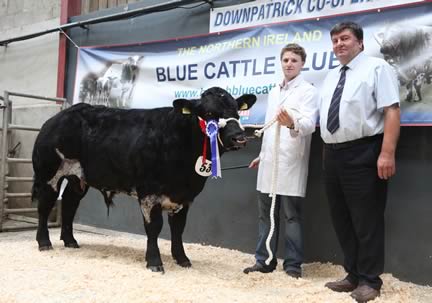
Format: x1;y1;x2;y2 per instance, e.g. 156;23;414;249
330;22;363;41
330;22;364;50
280;43;307;62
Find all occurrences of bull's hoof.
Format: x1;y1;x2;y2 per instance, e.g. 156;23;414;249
64;242;80;248
176;260;192;268
147;265;165;273
39;245;53;251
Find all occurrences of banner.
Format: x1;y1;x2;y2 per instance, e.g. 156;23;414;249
73;3;432;125
209;0;425;33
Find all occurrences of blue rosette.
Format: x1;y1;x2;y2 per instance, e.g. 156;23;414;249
205;119;221;178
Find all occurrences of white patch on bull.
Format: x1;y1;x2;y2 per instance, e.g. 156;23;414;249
47;149;86;192
139;195;183;224
195;156;212;177
161;196;183;214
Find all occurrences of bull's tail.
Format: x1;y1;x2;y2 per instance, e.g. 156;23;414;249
31;178;41;206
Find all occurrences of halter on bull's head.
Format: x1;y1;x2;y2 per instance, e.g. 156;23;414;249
173;87;256;151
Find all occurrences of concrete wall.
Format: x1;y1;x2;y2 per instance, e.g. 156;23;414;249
0;0;60;32
0;0;61;209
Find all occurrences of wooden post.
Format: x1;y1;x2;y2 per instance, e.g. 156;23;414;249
57;0;82;99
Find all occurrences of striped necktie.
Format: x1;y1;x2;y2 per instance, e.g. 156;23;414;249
327;65;349;134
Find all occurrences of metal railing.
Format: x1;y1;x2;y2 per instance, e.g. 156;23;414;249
0;91;66;231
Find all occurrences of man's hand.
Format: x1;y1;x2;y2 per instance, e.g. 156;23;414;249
249;157;260;169
377;151;395;180
378;104;400;180
276;107;294;128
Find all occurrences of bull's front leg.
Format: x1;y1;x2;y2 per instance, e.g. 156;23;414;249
168;205;191;267
140;196;164;273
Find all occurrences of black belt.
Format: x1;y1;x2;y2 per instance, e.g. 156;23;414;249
324;134;383;150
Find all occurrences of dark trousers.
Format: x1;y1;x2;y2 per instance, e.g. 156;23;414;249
254;192;304;273
323;135;387;290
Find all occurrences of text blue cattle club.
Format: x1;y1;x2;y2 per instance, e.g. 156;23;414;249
156;51;339;82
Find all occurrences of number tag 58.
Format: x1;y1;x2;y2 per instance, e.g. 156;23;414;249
195;156;212;177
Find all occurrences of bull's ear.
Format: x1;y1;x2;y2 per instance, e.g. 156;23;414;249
236;94;257;111
173;98;196;114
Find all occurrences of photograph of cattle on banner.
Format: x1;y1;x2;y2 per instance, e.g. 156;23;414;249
78;55;143;108
374;24;432;104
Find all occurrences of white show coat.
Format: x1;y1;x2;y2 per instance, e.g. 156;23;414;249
256;74;319;197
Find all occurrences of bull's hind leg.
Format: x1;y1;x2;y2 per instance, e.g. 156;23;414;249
168;205;191;267
35;182;58;251
60;177;88;248
140;197;164;273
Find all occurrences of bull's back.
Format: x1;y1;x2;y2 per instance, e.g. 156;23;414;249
33;103;205;201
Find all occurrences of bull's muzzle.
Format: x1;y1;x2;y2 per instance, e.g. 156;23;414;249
229;135;247;150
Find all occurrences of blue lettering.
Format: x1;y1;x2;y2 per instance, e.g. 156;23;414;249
167;67;175;82
217;62;230;78
251;6;259;21
264;57;276;74
223;11;231;25
156;65;198;82
316;0;326;11
285;0;294;15
241;59;252;76
295;0;303;13
242;8;251;23
257;5;266;20
273;2;282;17
214;12;223;26
281;1;287;15
189;64;198;80
156;67;166;82
307;0;315;12
204;62;216;79
311;52;327;71
229;60;240;77
231;9;243;24
265;2;274;18
252;59;262;76
177;65;186;81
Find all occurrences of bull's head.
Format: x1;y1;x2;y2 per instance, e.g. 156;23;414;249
173;87;256;151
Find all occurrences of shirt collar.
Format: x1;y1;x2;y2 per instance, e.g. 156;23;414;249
342;51;365;71
280;74;303;90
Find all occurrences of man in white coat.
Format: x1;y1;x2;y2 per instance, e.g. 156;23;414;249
243;43;318;278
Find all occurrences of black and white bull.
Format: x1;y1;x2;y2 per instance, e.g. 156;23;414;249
32;87;256;273
374;24;432;102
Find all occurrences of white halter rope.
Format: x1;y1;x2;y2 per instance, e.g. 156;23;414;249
254;108;297;266
254;116;277;138
265;122;281;266
217;117;245;147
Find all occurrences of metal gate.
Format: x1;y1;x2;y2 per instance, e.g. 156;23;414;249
0;91;66;231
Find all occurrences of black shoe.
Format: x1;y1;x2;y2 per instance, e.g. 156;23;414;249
350;285;380;302
243;263;274;274
285;270;301;279
325;278;357;292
